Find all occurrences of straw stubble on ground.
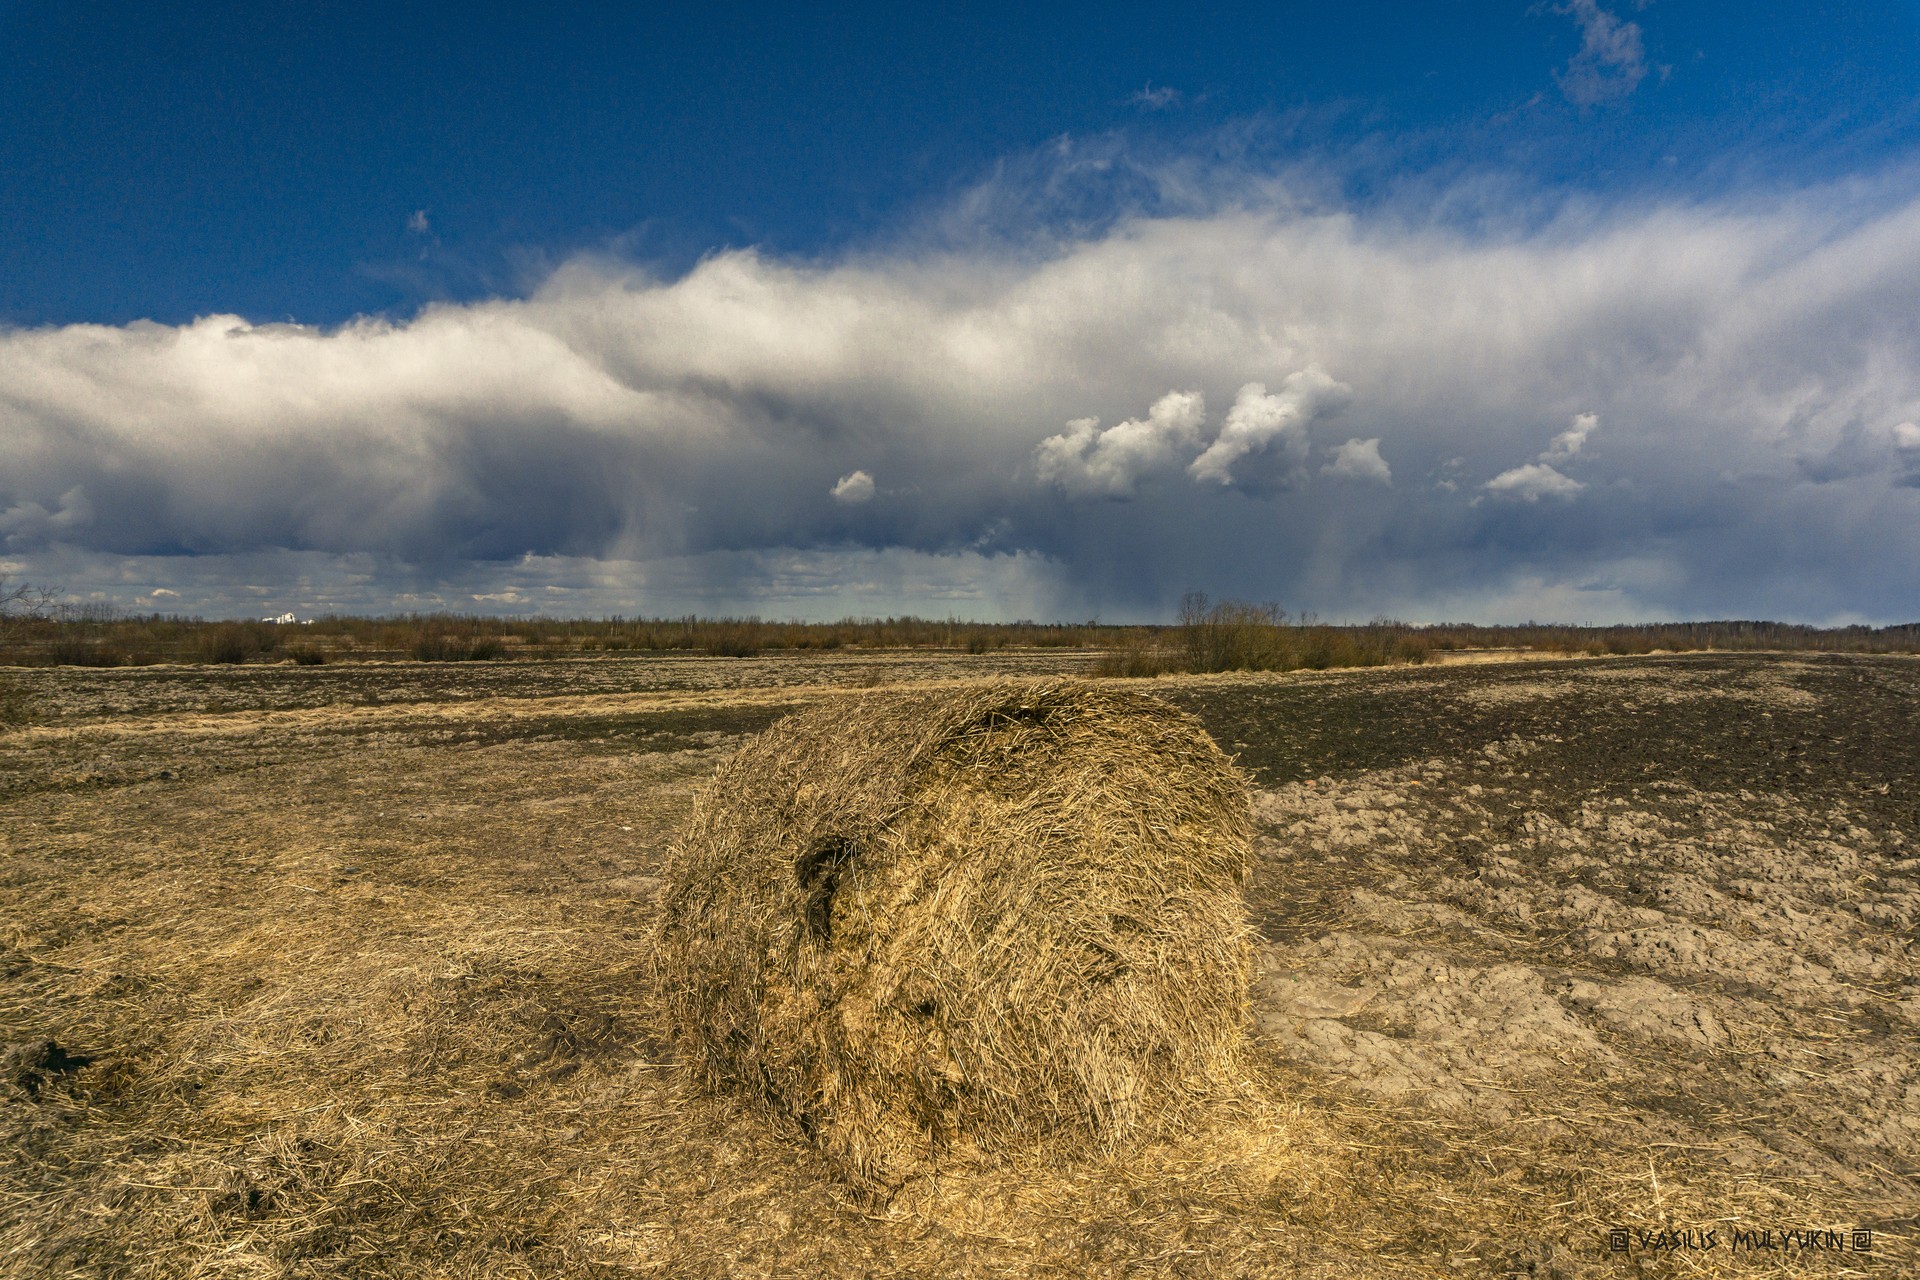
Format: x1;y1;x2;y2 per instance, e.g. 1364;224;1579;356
2;650;1916;1277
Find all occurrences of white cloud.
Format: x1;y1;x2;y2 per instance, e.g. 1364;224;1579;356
831;469;876;504
1556;0;1647;106
1034;390;1205;497
4;172;1920;621
1131;84;1181;111
1484;462;1586;501
408;209;431;234
1484;411;1597;498
1188;370;1346;487
1545;411;1599;462
1323;437;1392;484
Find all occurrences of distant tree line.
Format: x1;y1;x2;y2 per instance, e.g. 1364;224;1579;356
0;609;1107;667
1;589;1915;672
1089;593;1920;676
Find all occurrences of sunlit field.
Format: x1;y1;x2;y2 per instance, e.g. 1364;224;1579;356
5;650;1916;1277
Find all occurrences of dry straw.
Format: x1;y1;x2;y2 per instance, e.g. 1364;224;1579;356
653;679;1255;1189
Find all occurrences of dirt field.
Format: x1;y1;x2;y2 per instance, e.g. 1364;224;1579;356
3;651;1915;1277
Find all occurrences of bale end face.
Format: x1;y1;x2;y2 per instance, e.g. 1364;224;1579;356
654;680;1253;1188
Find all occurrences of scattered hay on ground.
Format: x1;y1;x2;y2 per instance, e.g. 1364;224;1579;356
5;654;1916;1277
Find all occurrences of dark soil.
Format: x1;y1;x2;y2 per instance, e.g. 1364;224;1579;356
1173;655;1920;1266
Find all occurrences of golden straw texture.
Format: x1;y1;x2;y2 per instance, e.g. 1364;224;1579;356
654;679;1254;1188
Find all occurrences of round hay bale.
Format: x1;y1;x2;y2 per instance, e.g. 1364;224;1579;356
654;679;1253;1188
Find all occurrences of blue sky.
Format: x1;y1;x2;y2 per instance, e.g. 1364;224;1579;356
4;2;1920;622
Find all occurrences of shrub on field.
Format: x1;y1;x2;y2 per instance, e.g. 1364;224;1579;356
48;638;128;667
1393;633;1434;664
704;635;761;658
411;633;456;661
1130;594;1431;677
197;623;279;664
1092;642;1179;677
411;632;506;661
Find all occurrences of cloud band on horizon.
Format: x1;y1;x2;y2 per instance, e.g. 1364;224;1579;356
4;175;1920;624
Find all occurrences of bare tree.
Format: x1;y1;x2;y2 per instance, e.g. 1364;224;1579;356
0;575;59;620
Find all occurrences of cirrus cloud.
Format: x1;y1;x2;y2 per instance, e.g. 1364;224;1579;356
1555;0;1648;107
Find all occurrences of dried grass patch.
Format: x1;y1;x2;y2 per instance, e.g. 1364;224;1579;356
3;660;1912;1276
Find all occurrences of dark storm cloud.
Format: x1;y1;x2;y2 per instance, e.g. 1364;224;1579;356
5;186;1920;622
